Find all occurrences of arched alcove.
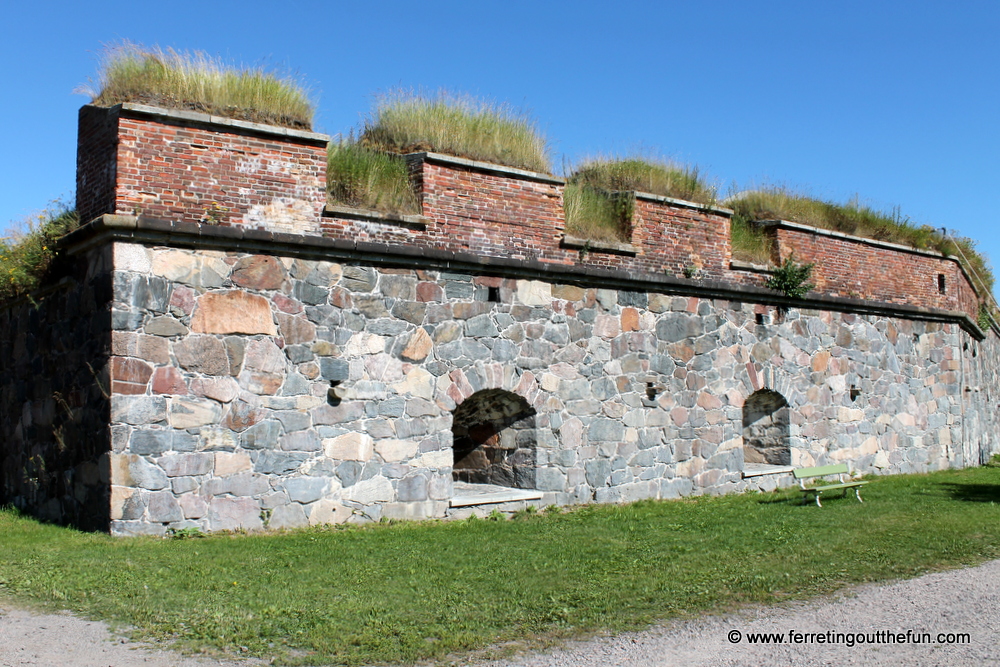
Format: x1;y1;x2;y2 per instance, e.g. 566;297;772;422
452;388;537;488
742;389;790;465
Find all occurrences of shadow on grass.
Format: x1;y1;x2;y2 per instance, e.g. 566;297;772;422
939;482;1000;503
755;492;803;506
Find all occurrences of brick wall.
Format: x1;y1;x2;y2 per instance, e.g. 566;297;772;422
76;104;328;233
417;155;569;263
76;106;120;225
773;224;971;314
630;194;731;280
76;107;986;324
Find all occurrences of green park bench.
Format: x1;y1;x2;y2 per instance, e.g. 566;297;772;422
793;463;868;507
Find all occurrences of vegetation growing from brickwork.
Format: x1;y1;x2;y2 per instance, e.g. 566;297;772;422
730;216;775;265
766;256;816;299
563;158;716;243
359;91;551;173
83;42;314;130
563;184;633;243
4;466;1000;665
327;138;421;215
572;158;716;206
727;187;995;294
0;204;80;302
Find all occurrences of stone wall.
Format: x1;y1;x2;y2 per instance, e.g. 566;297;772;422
97;236;998;534
0;244;112;530
5;103;997;534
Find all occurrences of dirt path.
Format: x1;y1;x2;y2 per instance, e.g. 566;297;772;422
3;560;999;666
484;559;1000;667
0;605;261;667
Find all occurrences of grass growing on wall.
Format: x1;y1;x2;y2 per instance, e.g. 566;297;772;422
83;42;315;130
571;157;716;206
563;184;632;243
4;466;1000;665
563;157;715;243
0;204;79;302
360;91;550;173
730;216;774;265
728;187;994;292
327;139;421;215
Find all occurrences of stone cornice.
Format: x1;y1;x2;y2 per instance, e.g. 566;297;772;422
58;215;988;340
99;103;330;144
407;152;564;184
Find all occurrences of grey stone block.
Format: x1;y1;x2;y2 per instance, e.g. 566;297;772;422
147;491;184;522
254;451;308;475
280;430;321;452
130;429;173;456
320;358;349;381
535;467;567;492
282;477;328;503
585;459;612;487
241;421;281;450
396;474;428;501
588;419;625;442
268;503;308;529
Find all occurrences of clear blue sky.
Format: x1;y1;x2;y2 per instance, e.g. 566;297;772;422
2;1;998;298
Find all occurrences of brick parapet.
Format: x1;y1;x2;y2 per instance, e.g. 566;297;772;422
76;104;328;233
768;221;980;321
75;107;987;321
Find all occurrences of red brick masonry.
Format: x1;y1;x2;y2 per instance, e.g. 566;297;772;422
77;105;985;325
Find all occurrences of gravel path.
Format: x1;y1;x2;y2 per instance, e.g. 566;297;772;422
0;606;261;667
2;560;999;666
484;559;1000;667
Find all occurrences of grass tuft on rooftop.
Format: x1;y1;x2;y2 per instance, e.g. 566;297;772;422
359;91;550;173
83;41;314;130
0;203;79;303
564;157;716;244
728;187;994;293
327;138;421;215
571;157;716;206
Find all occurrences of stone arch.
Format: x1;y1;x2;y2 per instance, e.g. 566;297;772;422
451;388;537;488
742;389;790;465
440;362;547;414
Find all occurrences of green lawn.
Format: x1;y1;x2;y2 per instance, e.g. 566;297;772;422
3;465;1000;665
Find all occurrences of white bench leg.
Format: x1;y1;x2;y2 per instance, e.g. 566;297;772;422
855;487;863;503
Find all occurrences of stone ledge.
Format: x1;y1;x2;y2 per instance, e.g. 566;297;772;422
323;204;429;229
634;190;734;216
55;215;989;341
759;218;946;258
730;259;773;274
409;152;565;185
114;103;330;144
450;483;544;507
742;464;794;478
561;234;638;256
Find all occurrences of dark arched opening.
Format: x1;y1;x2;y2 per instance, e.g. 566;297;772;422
742;389;790;466
452;389;537;488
